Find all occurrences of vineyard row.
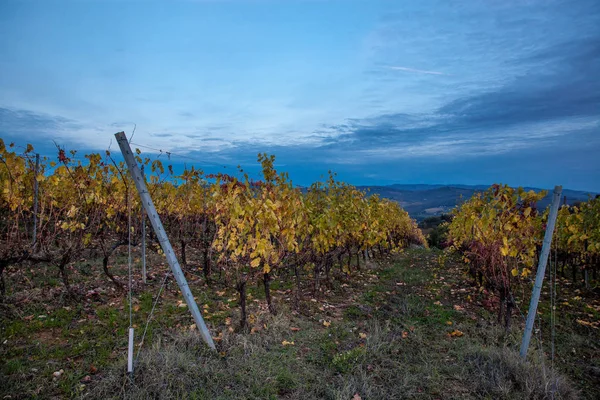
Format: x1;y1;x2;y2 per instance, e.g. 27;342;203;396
0;140;426;327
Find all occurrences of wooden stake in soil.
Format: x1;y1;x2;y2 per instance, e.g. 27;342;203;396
520;185;562;359
141;166;147;284
115;132;216;350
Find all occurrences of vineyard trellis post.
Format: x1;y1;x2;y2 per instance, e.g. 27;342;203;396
141;166;147;284
520;185;562;359
32;153;40;247
115;132;216;350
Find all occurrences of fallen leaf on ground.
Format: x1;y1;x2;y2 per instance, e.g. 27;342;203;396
323;321;331;327
282;340;295;346
576;319;598;328
359;332;367;339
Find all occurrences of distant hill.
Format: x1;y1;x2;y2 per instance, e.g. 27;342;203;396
357;184;597;221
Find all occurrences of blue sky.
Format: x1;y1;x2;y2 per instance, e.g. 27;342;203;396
1;0;599;191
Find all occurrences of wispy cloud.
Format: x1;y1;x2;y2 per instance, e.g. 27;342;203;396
385;66;449;76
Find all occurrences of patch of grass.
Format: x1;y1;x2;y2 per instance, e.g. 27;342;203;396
2;359;24;374
461;346;578;399
275;367;298;394
1;248;592;399
332;346;366;373
343;305;368;320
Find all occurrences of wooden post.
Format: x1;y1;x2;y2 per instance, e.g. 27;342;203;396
520;186;562;359
115;132;215;350
32;153;40;247
141;166;147;284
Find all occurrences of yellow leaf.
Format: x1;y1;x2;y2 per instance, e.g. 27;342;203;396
521;268;531;278
250;258;261;268
323;320;331;327
282;340;295;346
449;329;464;337
359;332;367;339
576;319;597;328
212;332;223;342
511;268;519;277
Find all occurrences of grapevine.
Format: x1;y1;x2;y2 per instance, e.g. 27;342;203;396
0;140;425;328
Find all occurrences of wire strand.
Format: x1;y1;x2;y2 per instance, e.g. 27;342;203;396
550;232;558;399
128;186;133;328
129;141;245;170
135;272;171;364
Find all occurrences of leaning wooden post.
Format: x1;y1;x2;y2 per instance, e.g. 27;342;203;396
520;186;562;359
115;132;216;350
141;166;147;284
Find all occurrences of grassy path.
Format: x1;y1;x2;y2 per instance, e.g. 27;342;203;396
1;249;593;399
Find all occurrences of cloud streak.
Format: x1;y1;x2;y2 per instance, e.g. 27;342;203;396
385;66;449;76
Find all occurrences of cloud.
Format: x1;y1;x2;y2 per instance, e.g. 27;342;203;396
315;32;600;162
0;107;79;133
439;39;600;127
385;66;449;76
